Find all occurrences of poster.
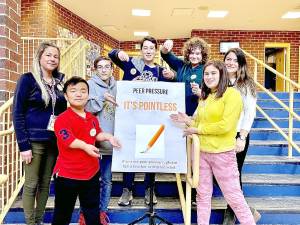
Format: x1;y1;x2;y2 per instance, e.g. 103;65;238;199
112;81;187;173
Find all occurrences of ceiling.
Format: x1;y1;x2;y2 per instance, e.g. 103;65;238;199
54;0;300;41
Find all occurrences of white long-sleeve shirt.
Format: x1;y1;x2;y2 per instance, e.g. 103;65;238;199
236;87;257;132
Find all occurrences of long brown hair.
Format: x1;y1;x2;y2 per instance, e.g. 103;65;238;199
224;48;256;97
200;60;229;100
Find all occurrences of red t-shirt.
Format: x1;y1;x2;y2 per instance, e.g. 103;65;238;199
53;107;102;180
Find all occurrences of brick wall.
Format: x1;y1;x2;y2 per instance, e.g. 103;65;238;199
191;29;300;85
120;38;188;55
0;0;21;104
21;0;120;78
21;0;119;49
121;30;300;86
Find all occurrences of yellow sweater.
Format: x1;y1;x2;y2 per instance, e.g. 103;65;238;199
191;87;242;153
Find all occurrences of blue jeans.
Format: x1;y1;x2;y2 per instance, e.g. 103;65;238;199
123;172;153;192
100;155;112;212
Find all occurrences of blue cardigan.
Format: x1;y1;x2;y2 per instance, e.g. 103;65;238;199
13;72;67;151
109;49;168;82
161;51;204;116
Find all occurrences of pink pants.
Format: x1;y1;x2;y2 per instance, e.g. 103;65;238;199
196;150;255;225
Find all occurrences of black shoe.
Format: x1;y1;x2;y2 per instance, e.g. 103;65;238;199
222;208;236;225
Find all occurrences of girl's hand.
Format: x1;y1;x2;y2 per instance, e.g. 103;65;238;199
235;138;246;153
162;69;175;80
170;112;191;125
20;150;33;164
183;127;198;137
191;82;201;96
117;51;129;62
161;40;173;54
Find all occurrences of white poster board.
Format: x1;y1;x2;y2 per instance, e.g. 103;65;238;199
112;81;187;173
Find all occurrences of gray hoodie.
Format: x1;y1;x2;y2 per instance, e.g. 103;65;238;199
85;74;117;155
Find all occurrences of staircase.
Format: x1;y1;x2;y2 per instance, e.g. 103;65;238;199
3;91;300;224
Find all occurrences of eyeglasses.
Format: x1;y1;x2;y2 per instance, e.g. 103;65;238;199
97;65;112;70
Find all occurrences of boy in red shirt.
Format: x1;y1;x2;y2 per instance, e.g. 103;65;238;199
52;76;121;225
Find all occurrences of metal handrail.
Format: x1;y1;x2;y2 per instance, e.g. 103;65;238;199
242;49;300;89
241;48;300;157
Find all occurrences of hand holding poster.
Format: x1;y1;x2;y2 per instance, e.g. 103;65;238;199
112;81;187;173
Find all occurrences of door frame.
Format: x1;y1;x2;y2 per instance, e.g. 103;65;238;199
264;42;290;91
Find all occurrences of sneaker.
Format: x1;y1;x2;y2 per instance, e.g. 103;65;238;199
145;188;158;205
222;208;236;225
78;212;86;225
100;211;110;225
250;207;261;222
118;188;133;206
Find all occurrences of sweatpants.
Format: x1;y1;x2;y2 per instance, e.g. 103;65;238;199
196;150;255;225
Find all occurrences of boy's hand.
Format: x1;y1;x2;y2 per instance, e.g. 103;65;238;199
162;69;175;80
104;92;118;106
108;136;121;149
117;50;129;62
84;144;100;158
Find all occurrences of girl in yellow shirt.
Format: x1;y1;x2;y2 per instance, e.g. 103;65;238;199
171;60;256;225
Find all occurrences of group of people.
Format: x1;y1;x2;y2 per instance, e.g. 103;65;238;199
12;34;259;225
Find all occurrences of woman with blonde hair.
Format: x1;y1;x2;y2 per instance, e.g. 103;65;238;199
13;42;67;225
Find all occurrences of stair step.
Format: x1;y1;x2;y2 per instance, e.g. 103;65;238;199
243;155;300;174
257;92;300;99
251;128;300;141
6;196;300;224
256;108;300;118
257;99;300;108
248;140;300;156
252;118;300;128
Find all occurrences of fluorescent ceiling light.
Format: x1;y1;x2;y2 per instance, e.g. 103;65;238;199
134;31;149;36
282;11;300;19
132;9;151;17
208;10;228;18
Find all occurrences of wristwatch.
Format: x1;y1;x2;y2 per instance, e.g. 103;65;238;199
239;135;246;141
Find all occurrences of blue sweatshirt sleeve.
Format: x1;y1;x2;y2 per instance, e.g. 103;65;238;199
160;51;185;72
108;49;127;71
12;74;33;151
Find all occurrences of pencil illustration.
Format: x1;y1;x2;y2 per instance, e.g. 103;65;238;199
140;124;165;153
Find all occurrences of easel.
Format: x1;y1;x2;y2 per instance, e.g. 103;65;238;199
128;173;173;225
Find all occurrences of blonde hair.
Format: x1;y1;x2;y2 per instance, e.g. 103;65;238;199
31;42;60;106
